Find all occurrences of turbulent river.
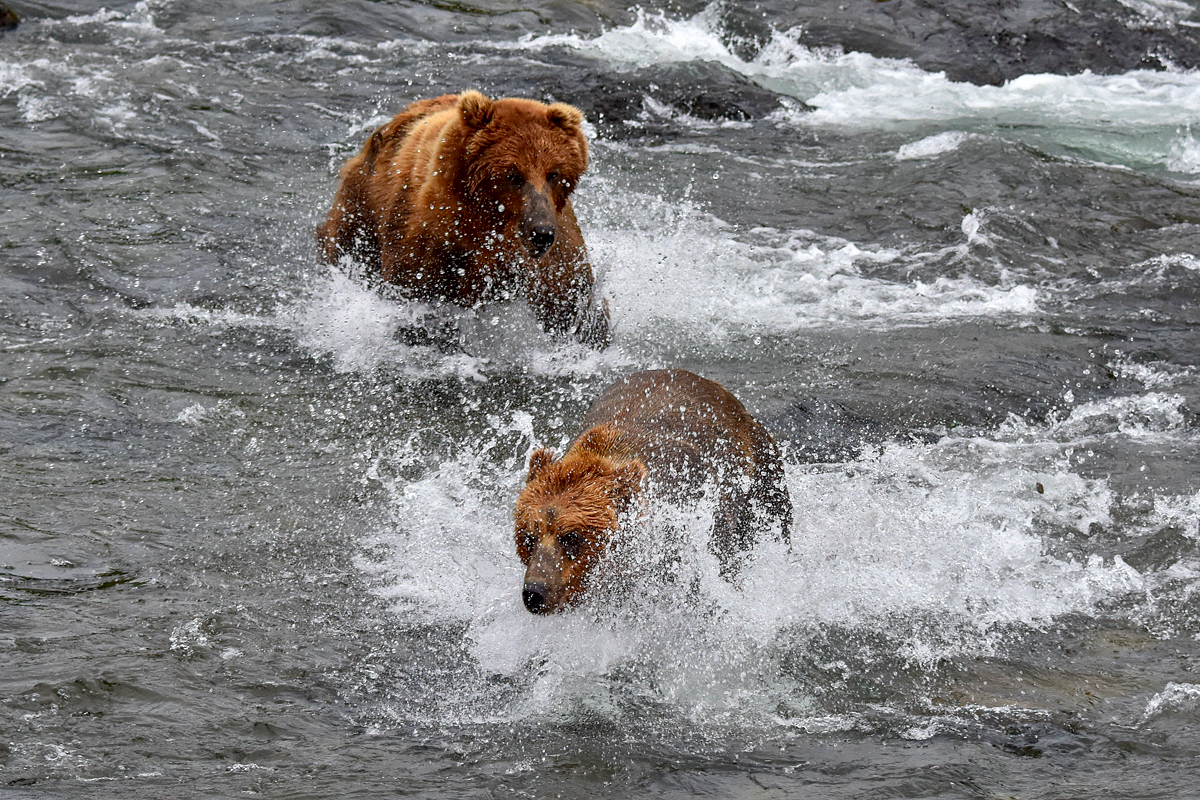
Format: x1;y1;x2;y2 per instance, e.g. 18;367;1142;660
3;0;1200;796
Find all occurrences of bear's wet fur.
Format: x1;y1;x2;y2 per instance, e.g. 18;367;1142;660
318;91;609;347
515;369;793;614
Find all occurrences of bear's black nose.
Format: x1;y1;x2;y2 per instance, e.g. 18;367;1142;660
529;225;555;257
522;582;551;614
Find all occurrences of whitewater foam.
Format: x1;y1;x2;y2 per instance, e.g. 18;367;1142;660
1141;681;1200;723
1167;127;1200;174
57;0;163;37
502;2;1200;172
897;131;973;161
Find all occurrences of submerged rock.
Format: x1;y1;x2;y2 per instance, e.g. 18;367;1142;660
0;2;18;31
537;60;798;139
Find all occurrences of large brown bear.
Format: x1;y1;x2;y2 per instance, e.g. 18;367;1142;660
514;369;793;614
317;91;610;348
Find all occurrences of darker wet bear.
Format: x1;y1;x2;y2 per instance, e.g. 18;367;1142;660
514;369;793;614
317;91;609;348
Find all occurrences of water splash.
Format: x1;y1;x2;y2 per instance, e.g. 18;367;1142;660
355;416;1167;731
283;266;632;379
584;183;1039;336
1167;127;1200;174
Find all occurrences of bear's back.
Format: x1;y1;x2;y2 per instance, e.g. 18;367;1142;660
576;369;767;488
576;368;792;564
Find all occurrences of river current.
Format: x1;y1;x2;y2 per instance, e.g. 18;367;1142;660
2;0;1200;797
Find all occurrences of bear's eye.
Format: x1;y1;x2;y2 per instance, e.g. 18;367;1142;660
546;170;560;185
507;170;525;188
559;531;582;560
518;530;538;553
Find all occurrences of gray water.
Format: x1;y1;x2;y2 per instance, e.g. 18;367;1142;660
3;0;1200;797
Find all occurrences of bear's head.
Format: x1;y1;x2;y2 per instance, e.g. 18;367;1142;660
514;427;646;614
457;91;589;261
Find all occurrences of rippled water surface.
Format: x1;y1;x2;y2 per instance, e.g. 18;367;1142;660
2;0;1200;796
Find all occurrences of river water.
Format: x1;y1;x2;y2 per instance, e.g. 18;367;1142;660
2;0;1200;796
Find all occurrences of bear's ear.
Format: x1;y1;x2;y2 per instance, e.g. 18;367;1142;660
459;90;494;130
546;102;584;136
612;460;647;509
578;425;620;454
526;448;556;484
363;129;385;172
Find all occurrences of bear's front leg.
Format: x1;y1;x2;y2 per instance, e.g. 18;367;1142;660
526;263;610;349
572;296;611;349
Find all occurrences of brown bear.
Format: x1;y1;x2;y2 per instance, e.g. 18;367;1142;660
317;91;610;348
514;369;793;614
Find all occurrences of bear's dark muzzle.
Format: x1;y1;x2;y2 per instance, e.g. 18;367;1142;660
528;225;555;257
522;582;552;614
522;186;558;259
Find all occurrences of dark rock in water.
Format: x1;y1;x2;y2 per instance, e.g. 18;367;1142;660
0;3;18;31
540;60;798;139
717;0;1200;85
618;60;791;121
766;399;938;463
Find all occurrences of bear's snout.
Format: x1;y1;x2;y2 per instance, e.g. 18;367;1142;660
522;582;552;614
521;185;558;259
528;225;556;257
520;536;577;614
